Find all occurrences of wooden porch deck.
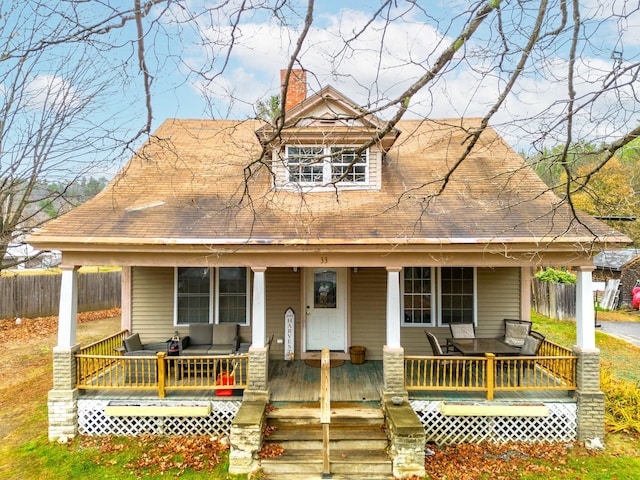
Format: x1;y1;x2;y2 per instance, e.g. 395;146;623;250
268;360;384;402
267;360;574;403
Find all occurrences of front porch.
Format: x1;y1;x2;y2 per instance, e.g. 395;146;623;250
70;329;579;440
72;330;578;403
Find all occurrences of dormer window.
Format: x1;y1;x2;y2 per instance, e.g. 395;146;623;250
286;145;369;185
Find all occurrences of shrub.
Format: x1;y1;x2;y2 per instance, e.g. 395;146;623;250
534;268;576;284
601;368;640;435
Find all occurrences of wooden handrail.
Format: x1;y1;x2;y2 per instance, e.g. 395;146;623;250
320;348;331;478
79;329;129;355
404;352;577;399
75;351;249;398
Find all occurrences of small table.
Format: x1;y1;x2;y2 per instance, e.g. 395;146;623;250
448;338;520;356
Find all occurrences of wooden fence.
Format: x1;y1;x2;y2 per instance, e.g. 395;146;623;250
0;270;121;319
531;278;576;320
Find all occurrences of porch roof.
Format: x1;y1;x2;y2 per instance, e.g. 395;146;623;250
29;118;629;257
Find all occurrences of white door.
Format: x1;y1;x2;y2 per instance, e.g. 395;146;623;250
305;268;347;351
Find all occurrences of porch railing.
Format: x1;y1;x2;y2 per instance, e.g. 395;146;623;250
76;329;129;380
404;339;577;400
79;329;129;356
76;351;249;398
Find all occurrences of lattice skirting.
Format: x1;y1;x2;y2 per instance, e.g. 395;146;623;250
78;400;241;437
411;400;577;445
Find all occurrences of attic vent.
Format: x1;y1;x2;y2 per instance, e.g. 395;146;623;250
319;119;336;125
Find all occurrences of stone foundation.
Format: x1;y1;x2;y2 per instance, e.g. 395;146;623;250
48;389;79;442
49;345;80;442
382;345;407;401
228;400;266;475
384;400;426;479
573;346;605;442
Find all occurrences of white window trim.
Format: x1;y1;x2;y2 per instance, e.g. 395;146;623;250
214;267;251;326
401;267;436;327
173;267;213;327
173;267;251;326
400;267;477;327
436;267;477;327
284;145;370;187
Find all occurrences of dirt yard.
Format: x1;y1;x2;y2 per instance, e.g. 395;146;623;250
0;310;121;447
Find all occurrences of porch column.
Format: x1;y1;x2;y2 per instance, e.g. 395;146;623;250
244;267;269;402
251;267;266;348
58;266;79;348
520;267;531;321
121;266;132;332
573;266;605;443
383;267;406;401
386;267;402;348
49;265;80;442
575;266;596;349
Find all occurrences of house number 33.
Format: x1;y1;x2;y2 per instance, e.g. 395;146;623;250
320;256;328;264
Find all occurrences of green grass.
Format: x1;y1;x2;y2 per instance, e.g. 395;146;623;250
531;311;640;383
519;453;640;480
6;437;247;480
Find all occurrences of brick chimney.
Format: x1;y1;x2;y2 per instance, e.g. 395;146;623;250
280;69;307;111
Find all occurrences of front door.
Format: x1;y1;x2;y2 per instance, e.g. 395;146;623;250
305;267;348;352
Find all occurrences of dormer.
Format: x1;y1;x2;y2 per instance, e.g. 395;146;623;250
256;70;400;192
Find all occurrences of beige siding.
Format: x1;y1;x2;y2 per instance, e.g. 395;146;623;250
476;267;521;337
402;267;522;356
131;266;175;342
265;268;302;359
351;268;387;360
129;265;522;360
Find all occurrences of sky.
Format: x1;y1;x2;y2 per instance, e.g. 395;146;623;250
139;0;640;154
3;0;640;179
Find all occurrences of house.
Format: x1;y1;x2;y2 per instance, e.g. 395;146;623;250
29;69;629;478
594;249;640;306
3;241;61;270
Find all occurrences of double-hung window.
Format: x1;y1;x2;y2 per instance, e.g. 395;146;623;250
403;267;435;325
401;266;476;326
176;267;211;325
175;267;250;326
440;267;475;325
286;145;368;185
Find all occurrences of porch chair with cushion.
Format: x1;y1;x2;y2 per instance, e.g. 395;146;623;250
501;318;533;349
122;333;169;354
121;333;167;385
515;330;545;386
182;323;240;355
520;330;545;356
425;330;455;357
447;322;475;352
425;330;471;386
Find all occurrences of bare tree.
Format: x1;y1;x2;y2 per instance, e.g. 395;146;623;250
3;0;640;267
0;1;161;269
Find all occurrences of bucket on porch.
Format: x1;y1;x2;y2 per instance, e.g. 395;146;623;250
216;372;234;396
349;346;366;365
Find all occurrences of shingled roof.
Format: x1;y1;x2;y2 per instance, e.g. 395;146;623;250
29;114;629;256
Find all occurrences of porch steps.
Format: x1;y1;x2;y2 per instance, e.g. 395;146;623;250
260;402;393;480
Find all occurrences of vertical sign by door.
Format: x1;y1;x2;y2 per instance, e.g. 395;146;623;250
284;307;295;360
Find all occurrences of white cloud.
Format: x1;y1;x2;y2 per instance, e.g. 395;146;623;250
178;2;639;150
